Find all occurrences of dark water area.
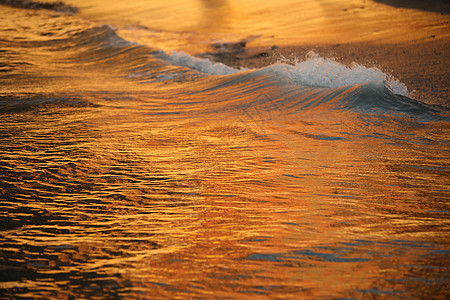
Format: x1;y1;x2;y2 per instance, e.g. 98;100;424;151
0;2;449;299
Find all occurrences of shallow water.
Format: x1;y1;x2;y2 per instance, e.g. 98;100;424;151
0;2;449;299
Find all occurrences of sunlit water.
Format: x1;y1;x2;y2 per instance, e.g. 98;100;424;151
0;2;449;299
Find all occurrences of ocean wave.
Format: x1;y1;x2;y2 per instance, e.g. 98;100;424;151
1;10;446;122
187;73;447;122
157;50;408;97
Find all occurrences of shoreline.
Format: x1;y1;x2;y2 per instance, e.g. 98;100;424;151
52;0;449;106
1;0;448;106
203;39;449;107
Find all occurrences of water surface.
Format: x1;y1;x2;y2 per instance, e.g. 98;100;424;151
0;1;449;299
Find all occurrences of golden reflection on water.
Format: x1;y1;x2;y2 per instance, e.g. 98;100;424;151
2;91;448;298
53;102;446;298
0;2;449;298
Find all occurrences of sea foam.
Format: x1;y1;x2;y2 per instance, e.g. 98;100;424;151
161;50;409;97
267;52;409;97
162;51;240;75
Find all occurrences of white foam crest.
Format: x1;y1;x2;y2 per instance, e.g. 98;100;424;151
163;51;240;75
161;50;409;96
268;52;409;97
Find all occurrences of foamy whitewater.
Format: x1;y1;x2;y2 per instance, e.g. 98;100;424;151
163;50;409;96
0;1;448;299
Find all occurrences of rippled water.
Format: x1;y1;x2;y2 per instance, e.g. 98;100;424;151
0;2;449;299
